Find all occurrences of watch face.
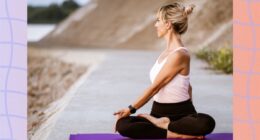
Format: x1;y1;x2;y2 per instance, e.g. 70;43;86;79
130;109;136;114
128;105;136;114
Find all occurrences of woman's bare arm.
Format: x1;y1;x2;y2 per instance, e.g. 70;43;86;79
131;51;189;110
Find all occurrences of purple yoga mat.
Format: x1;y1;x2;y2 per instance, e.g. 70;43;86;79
70;133;232;140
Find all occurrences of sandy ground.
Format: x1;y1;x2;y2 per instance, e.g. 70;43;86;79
28;47;105;140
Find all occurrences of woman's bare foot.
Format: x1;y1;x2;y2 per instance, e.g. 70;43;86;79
138;114;205;139
167;130;205;139
137;113;170;129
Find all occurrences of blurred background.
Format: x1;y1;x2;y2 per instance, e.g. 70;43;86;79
28;0;233;140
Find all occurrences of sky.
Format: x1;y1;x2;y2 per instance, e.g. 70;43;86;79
27;0;90;6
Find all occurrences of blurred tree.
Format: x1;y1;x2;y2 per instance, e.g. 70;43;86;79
47;3;67;22
28;0;80;24
61;0;80;15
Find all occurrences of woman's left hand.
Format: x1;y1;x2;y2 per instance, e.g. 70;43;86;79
113;108;131;133
113;108;131;120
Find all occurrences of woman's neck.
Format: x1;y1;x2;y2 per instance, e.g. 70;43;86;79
164;29;184;51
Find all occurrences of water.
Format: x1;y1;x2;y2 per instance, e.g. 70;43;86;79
28;24;56;42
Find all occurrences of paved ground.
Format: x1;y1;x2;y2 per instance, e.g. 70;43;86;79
47;49;232;140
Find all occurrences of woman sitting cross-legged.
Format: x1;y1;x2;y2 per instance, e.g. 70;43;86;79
114;2;215;139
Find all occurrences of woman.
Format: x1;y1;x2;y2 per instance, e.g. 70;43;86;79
114;3;215;139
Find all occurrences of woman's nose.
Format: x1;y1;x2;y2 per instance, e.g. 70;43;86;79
154;22;158;27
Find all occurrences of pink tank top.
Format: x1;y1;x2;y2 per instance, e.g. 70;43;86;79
149;47;190;103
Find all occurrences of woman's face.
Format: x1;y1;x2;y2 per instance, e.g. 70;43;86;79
154;15;168;38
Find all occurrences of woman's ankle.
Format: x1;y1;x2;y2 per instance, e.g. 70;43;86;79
166;130;181;138
167;130;204;139
158;117;170;130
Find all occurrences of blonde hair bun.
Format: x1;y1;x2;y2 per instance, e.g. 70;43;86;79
184;4;195;16
157;3;195;34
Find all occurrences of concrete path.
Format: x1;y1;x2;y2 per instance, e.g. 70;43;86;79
47;49;232;140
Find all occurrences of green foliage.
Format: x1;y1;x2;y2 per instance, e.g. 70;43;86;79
195;46;233;74
28;0;80;23
61;0;80;15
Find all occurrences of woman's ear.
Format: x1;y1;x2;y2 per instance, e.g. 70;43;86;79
165;21;172;30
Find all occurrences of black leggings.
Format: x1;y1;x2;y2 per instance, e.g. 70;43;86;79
116;99;215;139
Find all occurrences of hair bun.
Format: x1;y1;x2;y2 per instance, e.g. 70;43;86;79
184;4;195;16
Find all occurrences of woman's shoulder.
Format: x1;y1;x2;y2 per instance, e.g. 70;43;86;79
164;49;190;68
169;48;190;61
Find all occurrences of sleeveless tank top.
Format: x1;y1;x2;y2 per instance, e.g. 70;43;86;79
149;47;190;103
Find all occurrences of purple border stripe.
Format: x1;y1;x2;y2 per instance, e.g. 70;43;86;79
0;0;27;139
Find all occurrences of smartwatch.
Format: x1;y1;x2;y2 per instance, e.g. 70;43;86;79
128;105;137;114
